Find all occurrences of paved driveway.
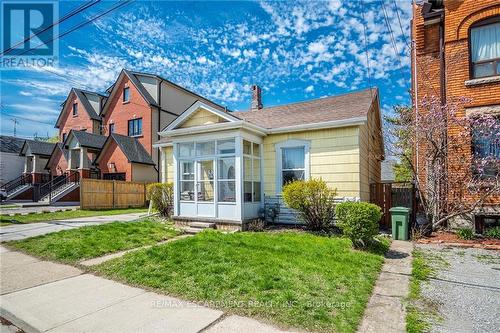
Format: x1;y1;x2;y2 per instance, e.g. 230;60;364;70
0;213;144;241
416;244;500;333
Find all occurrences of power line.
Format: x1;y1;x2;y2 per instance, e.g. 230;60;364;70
391;0;440;97
360;2;373;99
1;0;101;56
1;111;56;126
379;0;406;78
19;0;133;56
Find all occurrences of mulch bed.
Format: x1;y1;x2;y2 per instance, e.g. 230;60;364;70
416;231;500;250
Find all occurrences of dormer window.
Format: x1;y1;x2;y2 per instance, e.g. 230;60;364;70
470;17;500;79
72;103;78;116
123;87;130;102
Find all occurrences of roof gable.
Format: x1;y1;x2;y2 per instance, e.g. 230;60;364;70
164;101;239;132
55;88;101;128
96;133;155;166
101;69;158;116
20;140;56;157
64;130;107;150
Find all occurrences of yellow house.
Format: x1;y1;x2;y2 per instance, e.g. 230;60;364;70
155;88;384;230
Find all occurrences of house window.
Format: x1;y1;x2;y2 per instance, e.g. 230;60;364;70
62;133;67;142
72;103;78;116
472;117;500;177
123;87;130;102
282;147;305;185
470;17;500;79
243;140;261;203
109;123;114;134
128;118;142;136
275;139;310;193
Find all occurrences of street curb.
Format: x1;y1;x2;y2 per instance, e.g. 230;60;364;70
0;306;40;333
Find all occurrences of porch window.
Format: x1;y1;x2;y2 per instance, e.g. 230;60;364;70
218;158;235;202
180;161;194;201
198;160;214;201
470;18;500;79
243;140;261;202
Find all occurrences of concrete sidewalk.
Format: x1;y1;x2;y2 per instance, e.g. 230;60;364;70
0;247;294;333
357;240;413;333
0;213;145;241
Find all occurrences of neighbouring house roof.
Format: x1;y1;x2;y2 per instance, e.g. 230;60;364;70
231;88;378;129
381;160;396;183
64;130;107;150
102;68;227;116
20;140;56;157
55;88;103;128
0;135;26;154
96;133;155;166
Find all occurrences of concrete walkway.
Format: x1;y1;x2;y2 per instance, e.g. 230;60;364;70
0;213;145;241
0;246;293;333
358;240;413;333
0;204;79;216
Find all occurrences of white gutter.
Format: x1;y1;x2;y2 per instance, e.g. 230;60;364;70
267;116;367;134
152;142;173;148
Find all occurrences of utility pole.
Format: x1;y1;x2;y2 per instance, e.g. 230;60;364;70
11;118;19;137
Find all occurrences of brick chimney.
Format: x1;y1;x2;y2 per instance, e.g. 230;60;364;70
251;85;263;111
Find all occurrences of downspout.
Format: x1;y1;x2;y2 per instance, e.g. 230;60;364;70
157;79;163;182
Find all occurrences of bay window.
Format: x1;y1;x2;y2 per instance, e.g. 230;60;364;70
470;17;500;79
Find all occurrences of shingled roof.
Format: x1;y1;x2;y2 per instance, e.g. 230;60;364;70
20;140;56;157
97;133;155;166
0;135;26;154
66;130;107;150
231;88;377;129
55;88;103;128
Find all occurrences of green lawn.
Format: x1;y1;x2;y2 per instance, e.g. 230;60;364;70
5;220;179;263
0;207;148;225
93;231;388;333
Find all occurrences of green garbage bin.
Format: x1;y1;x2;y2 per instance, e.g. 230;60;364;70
389;207;410;241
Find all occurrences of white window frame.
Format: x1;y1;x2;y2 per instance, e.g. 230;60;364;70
242;140;262;203
275;139;311;194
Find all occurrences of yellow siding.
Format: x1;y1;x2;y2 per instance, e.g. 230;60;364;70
163;146;174;183
180;108;227;128
359;107;383;201
263;127;362;198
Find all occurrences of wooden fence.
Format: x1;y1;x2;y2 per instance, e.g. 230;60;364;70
370;182;416;229
80;179;148;209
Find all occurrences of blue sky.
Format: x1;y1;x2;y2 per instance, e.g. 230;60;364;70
0;0;412;139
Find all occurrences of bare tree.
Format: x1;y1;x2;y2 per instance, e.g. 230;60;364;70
385;97;499;229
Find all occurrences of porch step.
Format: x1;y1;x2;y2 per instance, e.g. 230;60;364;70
184;227;205;234
188;222;215;229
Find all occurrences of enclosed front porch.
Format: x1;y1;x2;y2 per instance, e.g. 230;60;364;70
171;135;263;226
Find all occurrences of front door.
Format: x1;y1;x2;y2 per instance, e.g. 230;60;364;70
195;159;215;217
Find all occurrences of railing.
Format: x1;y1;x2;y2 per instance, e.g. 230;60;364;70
0;174;32;196
35;171;80;203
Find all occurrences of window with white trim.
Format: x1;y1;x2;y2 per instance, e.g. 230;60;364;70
281;147;305;185
275;139;310;193
243;140;261;202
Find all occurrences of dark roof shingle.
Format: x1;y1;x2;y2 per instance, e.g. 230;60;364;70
70;130;107;149
231;88;377;129
21;140;56;156
111;133;155;165
0;135;26;154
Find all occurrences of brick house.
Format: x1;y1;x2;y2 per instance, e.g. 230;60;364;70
412;0;500;232
98;69;225;181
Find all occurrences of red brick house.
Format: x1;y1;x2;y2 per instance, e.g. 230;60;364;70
412;0;500;232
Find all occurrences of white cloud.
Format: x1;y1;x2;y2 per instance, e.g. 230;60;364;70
305;85;314;93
